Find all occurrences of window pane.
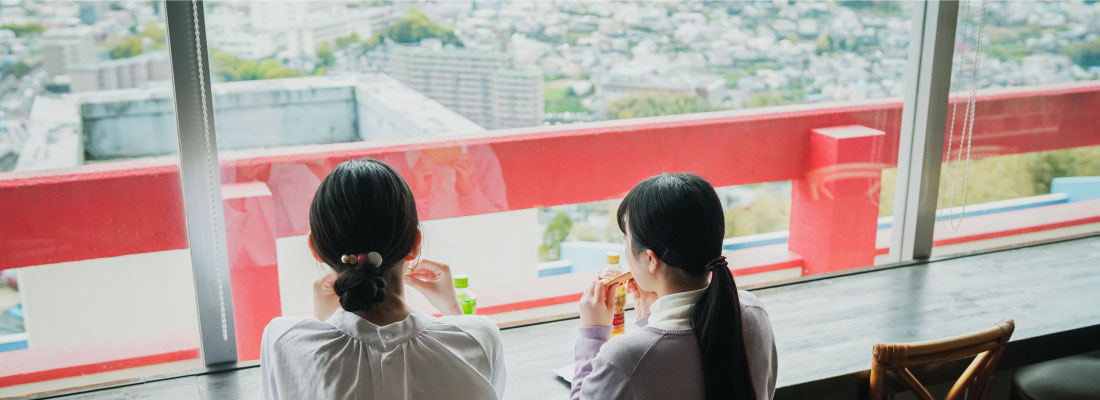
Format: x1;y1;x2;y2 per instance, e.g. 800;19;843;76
200;0;917;338
931;1;1100;258
0;1;200;396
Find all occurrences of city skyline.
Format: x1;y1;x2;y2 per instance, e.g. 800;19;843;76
1;1;1097;168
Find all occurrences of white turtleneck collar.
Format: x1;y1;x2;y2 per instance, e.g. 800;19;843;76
646;286;707;331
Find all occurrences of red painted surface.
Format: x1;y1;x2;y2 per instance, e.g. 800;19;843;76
790;126;885;275
0;160;187;271
3;83;1097;270
222;182;281;362
0;349;199;388
0;329;200;387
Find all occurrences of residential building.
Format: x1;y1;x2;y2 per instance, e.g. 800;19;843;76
42;27;96;77
68;51;170;93
372;42;544;129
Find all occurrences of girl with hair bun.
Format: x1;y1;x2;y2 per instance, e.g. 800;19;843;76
260;158;506;400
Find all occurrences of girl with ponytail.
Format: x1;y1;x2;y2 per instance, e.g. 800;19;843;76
260;159;506;400
572;173;778;400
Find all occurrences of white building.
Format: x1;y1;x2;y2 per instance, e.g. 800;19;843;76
491;67;544;129
249;2;307;31
42;27;96;77
210;31;281;60
68;51;170;93
249;3;392;58
285;13;377;57
372;42;544;129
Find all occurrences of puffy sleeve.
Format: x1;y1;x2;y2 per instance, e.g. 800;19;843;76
488;323;507;399
740;293;778;400
444;315;507;399
259;317;308;400
570;326;634;400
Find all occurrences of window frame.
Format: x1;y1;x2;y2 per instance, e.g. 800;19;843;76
157;0;1003;368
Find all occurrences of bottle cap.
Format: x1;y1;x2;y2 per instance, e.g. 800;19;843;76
453;274;469;289
606;252;620;264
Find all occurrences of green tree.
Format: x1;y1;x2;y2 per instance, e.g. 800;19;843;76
545;83;587;113
109;24;167;60
878;145;1100;218
0;23;45;37
12;61;31;78
110;36;145;59
316;41;335;68
838;0;903;16
815;34;832;55
139;22;167;50
541;211;574;261
746;92;787;108
257;59;302;79
1065;38;1100;68
717;70;745;88
724;190;790;238
1027;146;1100;194
335;32;361;49
210;48;304;82
606;94;718;120
363;8;463;52
988;43;1030;62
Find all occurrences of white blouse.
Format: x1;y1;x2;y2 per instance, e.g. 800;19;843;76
259;309;506;400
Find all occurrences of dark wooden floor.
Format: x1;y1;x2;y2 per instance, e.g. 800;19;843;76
35;236;1100;400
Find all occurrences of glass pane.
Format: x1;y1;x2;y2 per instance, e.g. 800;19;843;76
200;0;917;336
0;1;200;396
544;0;917;285
932;0;1100;258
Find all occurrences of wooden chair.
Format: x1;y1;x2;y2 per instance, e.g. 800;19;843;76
869;319;1015;400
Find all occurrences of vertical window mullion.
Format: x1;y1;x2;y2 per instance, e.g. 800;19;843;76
163;0;237;366
890;0;960;263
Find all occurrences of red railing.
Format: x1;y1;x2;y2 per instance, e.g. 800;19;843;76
3;82;1098;268
1;81;1098;387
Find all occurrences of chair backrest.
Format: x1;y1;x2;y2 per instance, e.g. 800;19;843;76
869;320;1015;400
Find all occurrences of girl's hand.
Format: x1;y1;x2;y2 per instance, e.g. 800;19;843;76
313;271;341;321
627;279;659;319
405;259;463;316
579;279;618;327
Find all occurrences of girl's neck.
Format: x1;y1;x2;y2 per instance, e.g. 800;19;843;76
352;273;413;326
655;268;709;297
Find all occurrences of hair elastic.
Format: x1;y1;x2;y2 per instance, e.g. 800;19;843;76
341;251;383;268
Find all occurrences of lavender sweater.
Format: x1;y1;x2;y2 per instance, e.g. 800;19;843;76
571;289;778;400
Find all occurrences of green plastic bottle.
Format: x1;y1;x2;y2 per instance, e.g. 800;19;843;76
454;274;477;315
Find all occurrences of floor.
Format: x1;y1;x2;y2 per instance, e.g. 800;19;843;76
29;235;1100;399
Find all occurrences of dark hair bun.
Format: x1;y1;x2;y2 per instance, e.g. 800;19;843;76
332;266;387;312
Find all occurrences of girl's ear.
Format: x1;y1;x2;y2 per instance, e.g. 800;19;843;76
406;229;422;260
644;249;660;274
307;232;323;263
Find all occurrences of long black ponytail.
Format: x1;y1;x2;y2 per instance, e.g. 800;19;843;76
616;173;756;400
